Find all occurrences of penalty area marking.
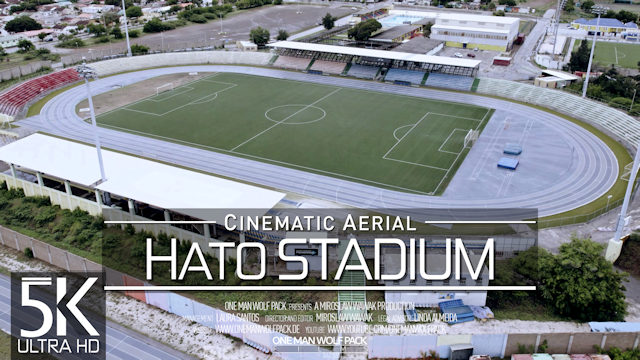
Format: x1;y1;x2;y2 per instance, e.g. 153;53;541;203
438;128;468;155
121;80;237;117
264;104;327;125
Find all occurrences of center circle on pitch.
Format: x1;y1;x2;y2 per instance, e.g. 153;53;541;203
265;104;326;125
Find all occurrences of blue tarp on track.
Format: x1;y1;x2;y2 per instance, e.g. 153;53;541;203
498;157;519;170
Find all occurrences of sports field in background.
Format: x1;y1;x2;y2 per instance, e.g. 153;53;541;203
96;72;492;195
573;40;640;69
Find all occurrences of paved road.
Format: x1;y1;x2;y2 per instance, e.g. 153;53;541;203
17;66;617;217
0;274;194;360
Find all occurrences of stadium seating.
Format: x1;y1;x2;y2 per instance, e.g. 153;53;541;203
272;55;311;72
0;68;80;116
347;64;380;79
308;60;346;75
476;78;640;147
384;68;425;85
425;73;475;91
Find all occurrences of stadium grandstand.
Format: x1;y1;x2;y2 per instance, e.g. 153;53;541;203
267;41;480;79
425;73;475;91
308;60;347;75
355;4;390;21
347;64;381;79
0;68;79;116
384;68;426;86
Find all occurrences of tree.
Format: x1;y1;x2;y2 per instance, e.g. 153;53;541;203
102;11;120;26
126;5;143;18
130;44;149;55
143;18;169;33
249;26;270;47
540;238;627;322
277;29;288;41
17;39;35;53
564;0;574;12
568;39;590;72
615;10;638;24
580;0;594;11
347;19;382;41
87;23;107;37
5;16;42;33
38;32;47;41
110;26;123;39
322;12;337;30
0;46;7;59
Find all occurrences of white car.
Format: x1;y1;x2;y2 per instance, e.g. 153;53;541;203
454;52;463;58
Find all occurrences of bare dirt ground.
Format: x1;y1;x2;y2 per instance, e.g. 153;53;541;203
76;72;212;117
51;4;354;57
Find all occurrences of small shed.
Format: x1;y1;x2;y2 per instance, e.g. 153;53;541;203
237;41;257;52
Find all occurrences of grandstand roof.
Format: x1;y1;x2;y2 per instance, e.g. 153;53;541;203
0;134;285;211
267;41;481;68
431;24;512;34
389;10;520;25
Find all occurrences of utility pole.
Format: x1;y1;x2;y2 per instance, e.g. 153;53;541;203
76;61;107;183
582;5;607;98
121;0;132;57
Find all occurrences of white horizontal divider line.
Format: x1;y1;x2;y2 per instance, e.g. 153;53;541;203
424;220;537;224
104;220;217;224
104;285;536;291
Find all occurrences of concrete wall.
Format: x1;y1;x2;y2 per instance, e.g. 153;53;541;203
87;51;273;77
0;173;103;216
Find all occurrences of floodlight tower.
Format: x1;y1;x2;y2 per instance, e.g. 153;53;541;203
76;61;107;182
581;5;608;98
553;0;567;56
606;142;640;262
121;0;132;57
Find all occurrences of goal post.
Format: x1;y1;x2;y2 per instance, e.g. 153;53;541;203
156;82;174;96
464;129;479;148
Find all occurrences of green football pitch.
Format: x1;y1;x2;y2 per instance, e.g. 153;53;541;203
96;72;493;195
574;40;640;69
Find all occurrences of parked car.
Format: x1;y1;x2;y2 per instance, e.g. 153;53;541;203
454;52;463;58
467;53;476;58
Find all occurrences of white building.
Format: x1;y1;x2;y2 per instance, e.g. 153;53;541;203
381;250;489;307
386;10;520;51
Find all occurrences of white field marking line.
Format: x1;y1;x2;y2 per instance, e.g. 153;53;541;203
438;128;468;155
433;108;493;194
94;73;221;120
429;112;483;122
122;82;237;117
230;88;341;152
383;112;430;159
615;46;619;64
393;124;414;141
384;157;449;171
98;122;434;195
147;86;195;103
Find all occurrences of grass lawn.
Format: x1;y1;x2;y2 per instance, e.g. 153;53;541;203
573;40;640;69
95;72;492;195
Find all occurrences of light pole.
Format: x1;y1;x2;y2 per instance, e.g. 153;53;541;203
76;62;107;183
630;88;637;112
606;194;613;211
121;0;132;57
581;5;608;98
605;141;640;261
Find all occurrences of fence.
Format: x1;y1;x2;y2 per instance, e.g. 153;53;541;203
538;197;625;228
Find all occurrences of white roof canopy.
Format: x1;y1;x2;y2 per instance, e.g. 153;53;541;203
0;134;285;211
267;41;481;68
